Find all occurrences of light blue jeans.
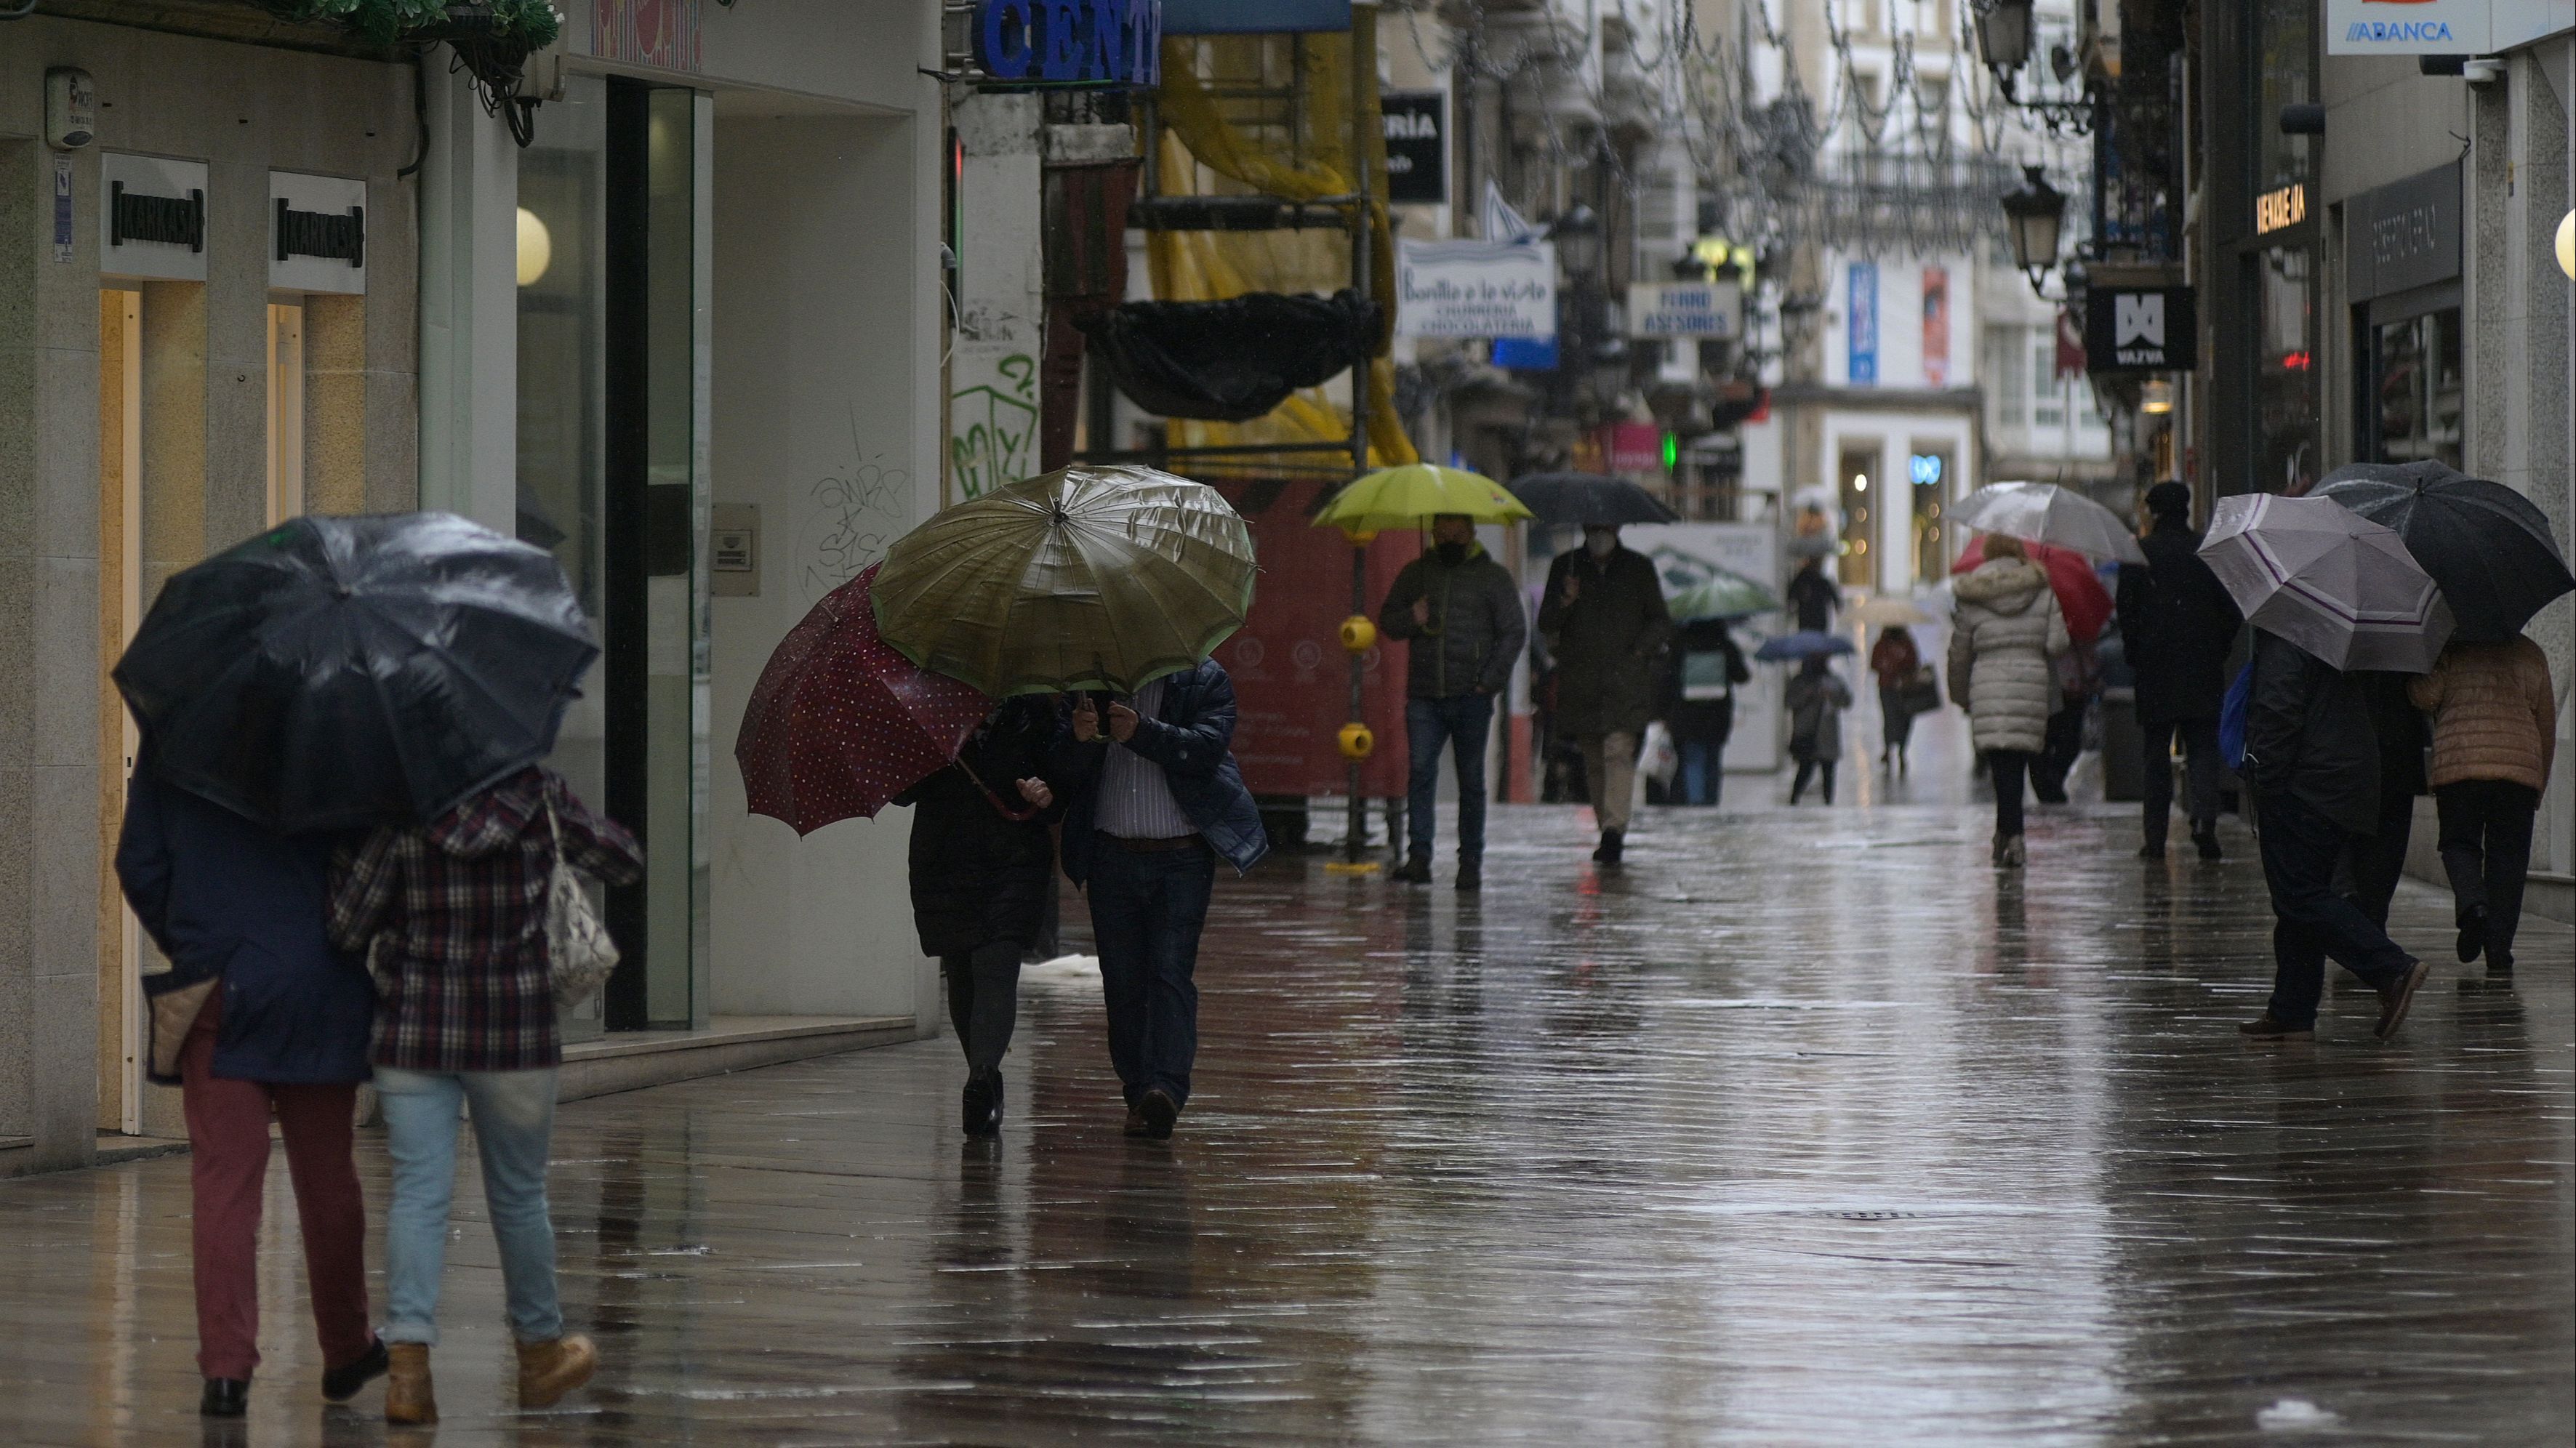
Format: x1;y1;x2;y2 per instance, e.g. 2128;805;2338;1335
374;1066;563;1346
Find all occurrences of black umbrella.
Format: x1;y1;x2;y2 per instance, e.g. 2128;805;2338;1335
2314;462;2575;643
113;512;599;832
1507;472;1680;526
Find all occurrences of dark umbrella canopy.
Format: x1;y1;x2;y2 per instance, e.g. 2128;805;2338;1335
1508;472;1680;527
2315;462;2575;643
1754;630;1857;661
113;512;598;832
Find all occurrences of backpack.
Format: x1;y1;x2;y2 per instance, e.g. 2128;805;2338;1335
2218;661;2254;772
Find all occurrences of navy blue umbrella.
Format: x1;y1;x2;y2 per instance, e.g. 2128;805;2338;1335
1753;630;1856;661
113;512;598;831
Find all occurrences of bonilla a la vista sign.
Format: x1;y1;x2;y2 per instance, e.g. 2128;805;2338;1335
1395;238;1557;339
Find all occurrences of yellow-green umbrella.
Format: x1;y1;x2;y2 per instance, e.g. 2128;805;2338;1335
872;465;1257;696
1312;464;1533;535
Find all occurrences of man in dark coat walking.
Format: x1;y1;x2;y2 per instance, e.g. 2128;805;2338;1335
1537;525;1674;864
2237;629;2429;1042
2116;482;2242;858
1054;658;1267;1140
117;760;386;1418
1379;515;1527;890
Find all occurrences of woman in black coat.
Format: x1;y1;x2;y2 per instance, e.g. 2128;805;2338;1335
894;696;1064;1137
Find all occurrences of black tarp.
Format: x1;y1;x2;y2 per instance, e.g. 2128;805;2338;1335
1078;289;1381;422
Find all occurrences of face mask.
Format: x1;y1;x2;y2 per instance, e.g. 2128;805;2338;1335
1585;531;1617;560
1435;541;1469;567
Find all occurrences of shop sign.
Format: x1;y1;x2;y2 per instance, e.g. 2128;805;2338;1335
1163;0;1349;33
1846;261;1878;385
2324;0;2574;55
1922;265;1951;387
976;0;1163;86
593;0;702;73
2083;286;2198;373
270;172;367;297
1381;92;1446;205
100;152;207;283
1395;237;1557;339
1626;280;1742;339
2346;161;2460;303
2256;182;2307;236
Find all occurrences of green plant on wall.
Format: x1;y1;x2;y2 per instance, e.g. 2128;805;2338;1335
254;0;563;52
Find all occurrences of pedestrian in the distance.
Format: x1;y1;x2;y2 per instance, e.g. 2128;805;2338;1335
1377;513;1528;890
1949;534;2068;868
1786;552;1841;632
1868;626;1923;771
1785;656;1853;804
2236;628;2430;1042
1054;659;1267;1141
1663;616;1751;805
2410;636;2557;983
2115;481;2240;859
116;757;385;1420
1537;525;1675;865
892;696;1064;1138
328;767;643;1425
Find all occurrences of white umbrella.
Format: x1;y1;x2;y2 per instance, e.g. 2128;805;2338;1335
1954;481;2148;566
2198;493;2453;672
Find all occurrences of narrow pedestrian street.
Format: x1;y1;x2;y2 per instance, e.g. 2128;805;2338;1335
2;799;2567;1447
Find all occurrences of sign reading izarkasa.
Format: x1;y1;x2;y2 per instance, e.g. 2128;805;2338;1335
2324;0;2573;55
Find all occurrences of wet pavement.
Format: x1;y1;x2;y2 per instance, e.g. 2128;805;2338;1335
2;797;2569;1446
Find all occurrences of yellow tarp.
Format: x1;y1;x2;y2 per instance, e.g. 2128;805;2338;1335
1149;20;1418;475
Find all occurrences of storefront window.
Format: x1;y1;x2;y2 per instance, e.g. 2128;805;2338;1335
2370;310;2464;469
2258;247;2315;494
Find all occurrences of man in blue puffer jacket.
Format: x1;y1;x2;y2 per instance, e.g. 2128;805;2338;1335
1053;657;1267;1140
116;757;385;1418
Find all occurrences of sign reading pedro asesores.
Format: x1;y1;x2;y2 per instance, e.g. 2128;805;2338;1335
976;0;1163;87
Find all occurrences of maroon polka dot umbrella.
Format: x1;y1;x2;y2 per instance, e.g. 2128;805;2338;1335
736;563;995;835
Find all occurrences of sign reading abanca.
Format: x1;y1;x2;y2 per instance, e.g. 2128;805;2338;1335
977;0;1163;87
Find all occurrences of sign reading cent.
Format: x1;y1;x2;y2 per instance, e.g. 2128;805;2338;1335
976;0;1163;87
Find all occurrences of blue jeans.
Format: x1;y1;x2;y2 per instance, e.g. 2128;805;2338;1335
1677;738;1725;805
2258;793;2415;1028
1405;693;1495;862
1087;840;1216;1108
375;1066;564;1346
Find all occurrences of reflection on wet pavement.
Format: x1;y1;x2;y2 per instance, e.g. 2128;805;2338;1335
2;803;2568;1444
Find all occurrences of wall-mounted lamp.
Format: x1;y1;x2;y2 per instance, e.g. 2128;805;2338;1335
514;206;551;287
2556;209;2573;281
2140;379;2175;415
2000;166;2067;299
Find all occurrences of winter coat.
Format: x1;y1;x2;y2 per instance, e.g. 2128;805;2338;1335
2115;518;2242;725
1054;659;1269;887
1661;619;1751;743
329;768;643;1072
1786;561;1840;632
2243;630;2381;835
1536;546;1674;738
1869;630;1922;689
894;699;1065;959
116;765;374;1087
2409;637;2558;792
1785;670;1853;763
1946;558;2069;755
1378;544;1528;700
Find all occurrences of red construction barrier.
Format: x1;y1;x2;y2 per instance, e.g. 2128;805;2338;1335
1210;480;1415;799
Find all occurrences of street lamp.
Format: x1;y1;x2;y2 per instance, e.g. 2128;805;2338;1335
1999;165;2066;298
1977;0;2034;74
1549;204;1602;276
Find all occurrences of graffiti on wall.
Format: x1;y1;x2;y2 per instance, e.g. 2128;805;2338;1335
797;406;911;603
949;347;1041;502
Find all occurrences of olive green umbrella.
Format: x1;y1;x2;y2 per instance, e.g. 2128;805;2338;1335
872;466;1257;696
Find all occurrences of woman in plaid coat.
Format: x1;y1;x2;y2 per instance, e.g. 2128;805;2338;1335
329;766;641;1425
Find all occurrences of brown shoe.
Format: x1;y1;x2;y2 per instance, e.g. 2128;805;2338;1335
516;1333;598;1409
1136;1087;1179;1140
2375;958;2431;1041
2236;1013;2314;1042
383;1343;436;1425
1122;1101;1151;1137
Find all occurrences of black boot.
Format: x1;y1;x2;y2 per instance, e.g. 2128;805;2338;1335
1392;854;1432;885
321;1338;388;1402
200;1379;249;1417
961;1071;1003;1138
1455;860;1482;893
2192;825;2223;861
1593;829;1625;866
2456;904;2488;964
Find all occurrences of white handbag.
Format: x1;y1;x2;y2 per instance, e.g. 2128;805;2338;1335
543;801;621;1007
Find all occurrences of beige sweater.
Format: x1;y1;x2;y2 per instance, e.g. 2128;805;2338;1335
2408;637;2556;791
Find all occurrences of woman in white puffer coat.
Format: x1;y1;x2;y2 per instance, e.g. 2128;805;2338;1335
1948;534;2070;866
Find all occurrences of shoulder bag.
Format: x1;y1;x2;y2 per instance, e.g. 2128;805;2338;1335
544;801;621;1007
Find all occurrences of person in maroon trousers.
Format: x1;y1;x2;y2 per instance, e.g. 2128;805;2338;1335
116;757;385;1419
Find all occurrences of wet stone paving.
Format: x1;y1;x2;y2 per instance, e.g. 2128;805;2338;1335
2;799;2570;1446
